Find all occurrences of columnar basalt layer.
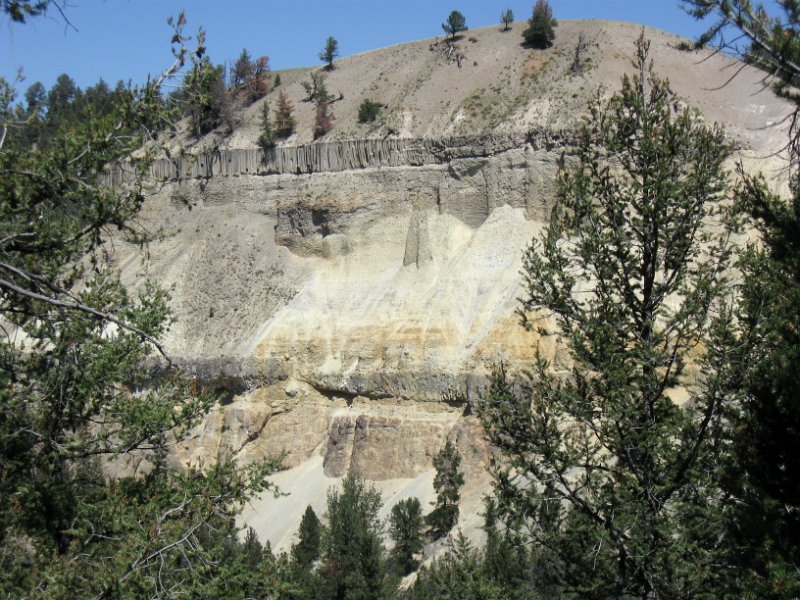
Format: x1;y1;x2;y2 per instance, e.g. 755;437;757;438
106;131;567;186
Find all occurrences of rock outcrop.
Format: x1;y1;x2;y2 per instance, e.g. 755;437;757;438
108;21;793;551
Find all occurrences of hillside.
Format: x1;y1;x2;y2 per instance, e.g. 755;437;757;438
168;19;789;149
110;20;792;553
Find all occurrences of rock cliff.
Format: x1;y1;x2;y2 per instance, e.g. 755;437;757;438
110;21;792;550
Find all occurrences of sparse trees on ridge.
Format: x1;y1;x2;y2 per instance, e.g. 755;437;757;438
523;0;557;48
301;70;333;104
232;48;253;88
442;10;467;40
183;56;232;137
501;8;514;31
231;49;271;103
319;35;339;70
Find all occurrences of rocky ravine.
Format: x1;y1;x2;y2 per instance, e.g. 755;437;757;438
111;22;792;550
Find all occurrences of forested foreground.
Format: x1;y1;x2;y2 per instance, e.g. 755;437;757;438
1;1;798;598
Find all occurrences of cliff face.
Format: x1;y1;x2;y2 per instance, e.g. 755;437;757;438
111;21;792;549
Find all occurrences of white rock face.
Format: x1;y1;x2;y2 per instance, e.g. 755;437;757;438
110;22;794;549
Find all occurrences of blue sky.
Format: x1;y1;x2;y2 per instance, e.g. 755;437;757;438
0;1;738;92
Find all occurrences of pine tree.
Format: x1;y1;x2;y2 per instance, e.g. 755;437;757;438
523;0;557;49
442;10;467;40
274;90;296;138
684;3;800;594
291;505;321;569
301;70;332;104
0;11;281;597
480;34;735;598
241;527;265;571
319;36;339;70
319;474;387;599
389;497;424;575
501;8;514;32
232;48;253;89
246;55;271;103
183;57;229;137
407;532;506;599
427;440;464;539
258;101;276;151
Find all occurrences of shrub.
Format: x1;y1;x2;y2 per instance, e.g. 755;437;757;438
357;99;381;123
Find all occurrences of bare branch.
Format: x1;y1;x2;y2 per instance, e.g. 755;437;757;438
0;276;170;360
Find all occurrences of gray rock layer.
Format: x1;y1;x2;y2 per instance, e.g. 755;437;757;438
106;131;569;185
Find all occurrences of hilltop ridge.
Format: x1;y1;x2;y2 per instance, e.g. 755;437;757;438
163;20;789;154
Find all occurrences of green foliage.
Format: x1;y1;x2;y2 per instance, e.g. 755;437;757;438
684;3;800;594
479;34;735;598
1;0;51;22
0;12;282;597
292;505;322;569
389;497;424;575
183;57;231;137
7;73;146;151
301;70;333;104
319;35;340;70
230;49;271;102
723;178;800;598
23;80;46;117
318;473;388;599
274;90;296;138
274;72;282;87
523;0;557;49
427;440;464;539
285;505;322;598
232;48;253;88
357;98;381;123
442;10;467;40
258;100;276;151
684;1;800;104
1;460;281;598
501;8;514;31
481;496;541;596
405;532;508;599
